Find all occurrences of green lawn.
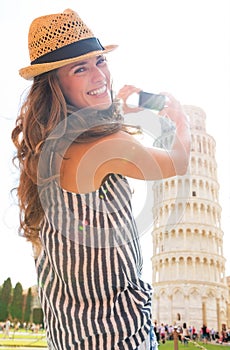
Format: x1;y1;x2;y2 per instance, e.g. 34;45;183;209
0;332;229;349
0;329;47;348
159;340;229;350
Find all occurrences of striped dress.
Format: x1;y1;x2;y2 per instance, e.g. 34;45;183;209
36;173;153;349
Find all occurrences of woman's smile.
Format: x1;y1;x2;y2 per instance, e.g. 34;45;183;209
87;84;107;96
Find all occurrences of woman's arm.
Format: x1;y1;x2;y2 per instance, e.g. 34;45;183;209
60;91;190;194
116;85;191;176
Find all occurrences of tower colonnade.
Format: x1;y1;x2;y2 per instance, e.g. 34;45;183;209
151;105;229;331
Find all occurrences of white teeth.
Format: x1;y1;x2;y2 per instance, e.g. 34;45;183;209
88;85;106;96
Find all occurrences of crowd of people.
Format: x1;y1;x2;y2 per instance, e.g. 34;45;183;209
0;320;43;337
152;321;230;345
1;318;230;346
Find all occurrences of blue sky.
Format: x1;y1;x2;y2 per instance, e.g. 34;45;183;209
0;0;229;288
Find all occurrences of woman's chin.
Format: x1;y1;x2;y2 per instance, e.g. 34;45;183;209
93;99;112;111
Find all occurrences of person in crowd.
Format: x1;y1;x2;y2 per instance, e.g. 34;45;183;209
182;322;190;345
3;319;11;339
12;7;190;350
192;326;198;341
159;323;167;344
201;324;208;343
211;328;216;341
153;321;160;344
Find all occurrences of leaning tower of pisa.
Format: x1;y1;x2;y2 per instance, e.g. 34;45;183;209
151;105;229;332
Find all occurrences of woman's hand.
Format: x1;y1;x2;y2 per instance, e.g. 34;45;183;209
158;92;191;175
158;92;188;126
116;85;142;114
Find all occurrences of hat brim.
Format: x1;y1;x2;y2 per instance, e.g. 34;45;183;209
19;44;118;80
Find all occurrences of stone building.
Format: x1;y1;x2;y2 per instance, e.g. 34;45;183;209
151;105;229;332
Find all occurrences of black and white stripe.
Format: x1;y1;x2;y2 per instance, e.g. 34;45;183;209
36;174;152;349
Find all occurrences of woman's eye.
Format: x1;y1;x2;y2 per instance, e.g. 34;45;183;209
74;67;85;74
97;57;107;66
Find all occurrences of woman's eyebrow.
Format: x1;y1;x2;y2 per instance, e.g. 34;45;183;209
69;61;87;69
69;56;104;69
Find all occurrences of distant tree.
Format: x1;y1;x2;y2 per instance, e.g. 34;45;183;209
33;308;44;324
0;277;12;321
23;287;32;322
10;282;23;321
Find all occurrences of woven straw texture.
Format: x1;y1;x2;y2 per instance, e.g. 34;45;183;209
29;9;94;62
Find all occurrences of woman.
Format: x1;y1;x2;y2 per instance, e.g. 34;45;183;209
12;8;190;350
182;322;190;345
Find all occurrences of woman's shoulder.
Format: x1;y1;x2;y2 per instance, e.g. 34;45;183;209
62;130;134;170
59;131;133;194
67;130;133;154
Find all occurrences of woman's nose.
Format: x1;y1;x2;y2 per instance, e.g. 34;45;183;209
91;66;105;82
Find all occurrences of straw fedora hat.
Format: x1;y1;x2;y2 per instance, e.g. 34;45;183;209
19;8;118;80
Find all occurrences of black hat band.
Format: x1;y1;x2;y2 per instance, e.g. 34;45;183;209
31;37;105;65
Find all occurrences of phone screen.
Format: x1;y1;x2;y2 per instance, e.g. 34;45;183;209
138;91;165;111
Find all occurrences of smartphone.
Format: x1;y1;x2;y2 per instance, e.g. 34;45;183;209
138;91;166;111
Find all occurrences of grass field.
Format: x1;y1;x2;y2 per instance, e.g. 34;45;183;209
161;342;230;350
0;331;229;349
0;329;47;348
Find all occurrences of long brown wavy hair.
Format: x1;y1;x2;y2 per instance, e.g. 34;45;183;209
12;70;140;251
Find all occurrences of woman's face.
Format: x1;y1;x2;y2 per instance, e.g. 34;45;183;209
57;55;112;110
